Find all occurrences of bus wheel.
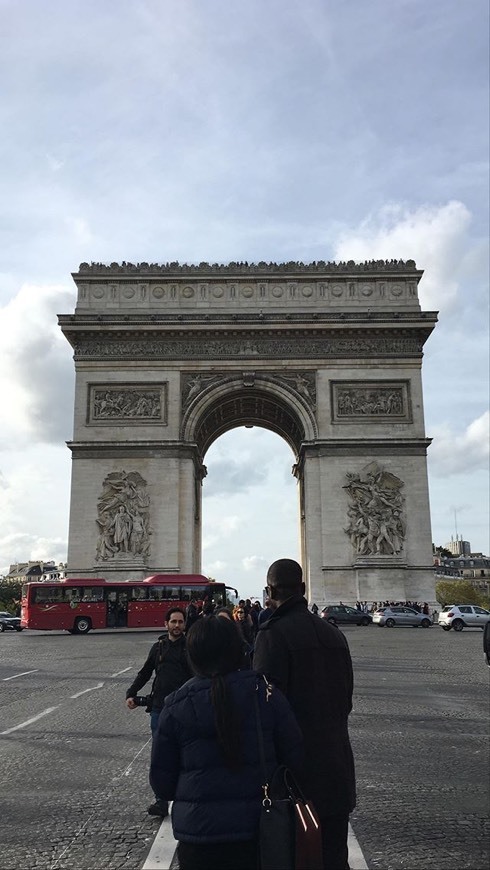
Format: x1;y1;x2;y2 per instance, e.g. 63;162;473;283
73;617;92;635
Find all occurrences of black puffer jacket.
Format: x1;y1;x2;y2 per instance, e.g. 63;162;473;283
126;634;192;711
150;669;304;844
253;594;356;816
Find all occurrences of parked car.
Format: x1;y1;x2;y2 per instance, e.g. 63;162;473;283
0;611;23;632
438;604;490;632
321;605;372;626
373;606;432;628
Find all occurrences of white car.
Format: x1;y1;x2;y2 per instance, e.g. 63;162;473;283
438;604;490;632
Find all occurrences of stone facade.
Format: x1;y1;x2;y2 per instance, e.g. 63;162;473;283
60;260;437;602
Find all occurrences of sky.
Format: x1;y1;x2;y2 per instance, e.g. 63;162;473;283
0;0;488;599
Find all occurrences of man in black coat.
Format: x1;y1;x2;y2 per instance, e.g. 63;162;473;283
253;559;356;870
126;607;192;817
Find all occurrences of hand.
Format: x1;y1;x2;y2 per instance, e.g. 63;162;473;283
126;698;137;709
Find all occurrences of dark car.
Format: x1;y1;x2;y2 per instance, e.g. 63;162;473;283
321;605;372;626
0;611;23;632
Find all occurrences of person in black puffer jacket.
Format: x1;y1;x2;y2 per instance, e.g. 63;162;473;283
150;615;303;870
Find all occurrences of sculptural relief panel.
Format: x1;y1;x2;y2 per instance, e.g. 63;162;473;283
88;384;167;424
343;462;406;558
75;334;424;361
331;381;411;423
181;371;317;413
95;470;151;562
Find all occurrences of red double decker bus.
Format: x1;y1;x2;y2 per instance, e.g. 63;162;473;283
20;575;238;634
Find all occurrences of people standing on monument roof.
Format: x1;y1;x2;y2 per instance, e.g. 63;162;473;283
126;607;192;817
253;558;356;870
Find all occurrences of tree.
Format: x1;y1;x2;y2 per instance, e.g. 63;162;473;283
0;581;23;614
435;580;489;609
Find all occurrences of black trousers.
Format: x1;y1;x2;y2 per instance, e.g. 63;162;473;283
177;839;257;870
320;812;350;870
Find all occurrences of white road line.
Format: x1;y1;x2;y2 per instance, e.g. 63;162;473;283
142;815;176;870
349;822;369;869
70;681;105;699
0;706;59;735
110;667;132;677
2;669;39;681
142;817;369;869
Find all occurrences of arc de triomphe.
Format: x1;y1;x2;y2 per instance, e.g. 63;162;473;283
59;259;437;604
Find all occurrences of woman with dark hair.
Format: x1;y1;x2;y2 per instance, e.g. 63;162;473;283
150;616;303;870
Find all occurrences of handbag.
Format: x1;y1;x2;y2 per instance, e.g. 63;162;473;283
254;682;324;870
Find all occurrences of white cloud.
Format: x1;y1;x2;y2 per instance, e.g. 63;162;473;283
0;283;75;447
203;559;228;577
0;533;67;575
333;200;473;311
242;555;268;573
429;411;490;476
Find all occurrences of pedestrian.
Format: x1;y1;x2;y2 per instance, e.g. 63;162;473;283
233;604;255;667
126;607;192;817
258;597;276;625
185;600;200;631
150;615;303;870
253;558;356;870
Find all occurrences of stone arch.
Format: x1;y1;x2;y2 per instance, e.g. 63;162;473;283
61;259;438;605
181;375;318;459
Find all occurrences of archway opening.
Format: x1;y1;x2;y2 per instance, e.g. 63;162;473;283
201;426;300;601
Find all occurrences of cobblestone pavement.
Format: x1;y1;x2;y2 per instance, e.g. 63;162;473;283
0;625;488;869
347;625;489;869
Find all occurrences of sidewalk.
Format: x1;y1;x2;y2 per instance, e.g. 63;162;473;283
142;817;369;869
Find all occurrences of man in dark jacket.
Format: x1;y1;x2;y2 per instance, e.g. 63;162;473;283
253;559;356;870
126;607;192;816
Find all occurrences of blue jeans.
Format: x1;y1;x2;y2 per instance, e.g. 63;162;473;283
150;708;161;736
150;708;163;800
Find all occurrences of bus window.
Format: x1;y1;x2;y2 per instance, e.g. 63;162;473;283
33;586;65;604
131;587;148;600
82;587;104;602
206;587;225;608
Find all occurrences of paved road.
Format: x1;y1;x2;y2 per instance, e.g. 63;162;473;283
0;624;488;869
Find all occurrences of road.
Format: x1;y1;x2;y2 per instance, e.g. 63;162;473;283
0;624;488;870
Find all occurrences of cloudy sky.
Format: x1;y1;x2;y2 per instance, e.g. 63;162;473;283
0;0;488;599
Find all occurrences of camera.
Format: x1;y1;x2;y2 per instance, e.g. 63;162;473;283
133;695;153;712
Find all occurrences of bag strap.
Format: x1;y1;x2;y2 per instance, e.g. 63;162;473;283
254;678;272;806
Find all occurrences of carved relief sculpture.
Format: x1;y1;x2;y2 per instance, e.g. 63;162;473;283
344;462;405;557
95;470;151;561
89;385;166;423
332;382;410;422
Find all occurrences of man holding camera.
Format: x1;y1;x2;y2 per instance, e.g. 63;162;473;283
126;607;192;817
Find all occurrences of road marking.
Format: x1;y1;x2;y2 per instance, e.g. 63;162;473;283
110;666;132;677
142;817;369;869
142;815;176;870
2;669;39;681
0;706;59;735
349;823;369;869
70;681;105;699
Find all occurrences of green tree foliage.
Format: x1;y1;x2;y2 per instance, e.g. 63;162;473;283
436;580;490;609
0;581;23;613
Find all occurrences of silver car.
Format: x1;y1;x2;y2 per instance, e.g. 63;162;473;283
438;604;490;632
373;606;432;628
